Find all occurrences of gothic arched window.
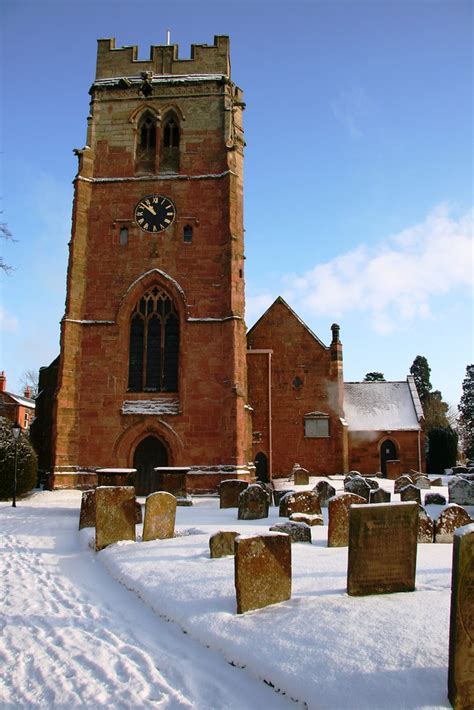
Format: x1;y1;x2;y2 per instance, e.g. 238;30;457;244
128;287;179;392
135;112;156;173
160;114;180;173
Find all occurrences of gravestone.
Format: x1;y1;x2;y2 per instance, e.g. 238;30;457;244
143;491;176;541
347;502;418;595
399;484;421;504
290;512;323;526
452;466;468;474
365;478;380;491
234;532;291;613
269;521;312;543
385;460;402;480
79;489;96;529
424;492;446;506
273;489;295;506
209;531;239;558
327;493;366;547
238;484;270;520
279;490;321;517
219;479;249;508
415;476;431;490
344;477;371;502
435;505;473;543
394;475;414;493
294;467;309;485
313;480;336;507
431;477;443;487
257;481;275;506
449;478;474;506
95;486;136;551
369;488;391;504
448;524;474;710
417;505;434;543
154;467;188;498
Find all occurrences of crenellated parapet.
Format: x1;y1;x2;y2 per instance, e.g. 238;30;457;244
96;35;231;80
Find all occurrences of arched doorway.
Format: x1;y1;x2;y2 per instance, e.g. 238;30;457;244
380;439;397;477
255;452;269;483
133;435;169;495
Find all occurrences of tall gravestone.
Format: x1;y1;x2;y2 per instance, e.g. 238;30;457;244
347;502;418;596
143;491;176;541
448;524;474;710
95;486;136;551
219;479;249;508
327;493;366;547
234;533;291;613
238;484;270;520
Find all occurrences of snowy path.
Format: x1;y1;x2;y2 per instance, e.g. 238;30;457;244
0;495;293;709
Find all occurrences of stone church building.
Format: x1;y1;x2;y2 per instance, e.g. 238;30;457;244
35;36;424;492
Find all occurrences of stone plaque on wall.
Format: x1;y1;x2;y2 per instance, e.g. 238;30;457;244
95;486;136;551
347;502;418;596
448;523;474;710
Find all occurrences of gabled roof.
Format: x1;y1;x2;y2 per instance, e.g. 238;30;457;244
247;297;328;348
1;391;36;410
343;378;422;432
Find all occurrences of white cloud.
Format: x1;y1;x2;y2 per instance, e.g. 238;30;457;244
245;293;275;324
0;306;19;333
279;205;474;334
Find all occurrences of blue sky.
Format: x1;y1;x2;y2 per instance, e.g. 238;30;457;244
1;0;472;407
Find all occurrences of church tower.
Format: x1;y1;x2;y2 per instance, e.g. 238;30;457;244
53;36;252;492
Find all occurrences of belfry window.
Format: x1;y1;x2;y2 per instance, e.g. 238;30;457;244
128;287;179;392
135;112;156;173
160;114;180;172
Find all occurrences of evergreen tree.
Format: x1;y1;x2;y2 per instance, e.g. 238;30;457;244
458;364;474;460
426;427;458;474
410;355;432;405
423;390;450;430
0;417;37;499
363;372;385;382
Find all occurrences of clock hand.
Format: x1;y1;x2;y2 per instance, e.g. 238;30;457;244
144;204;157;216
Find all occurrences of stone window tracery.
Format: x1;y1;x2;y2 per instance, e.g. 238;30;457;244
128;287;179;392
160;113;180;173
135;111;156;174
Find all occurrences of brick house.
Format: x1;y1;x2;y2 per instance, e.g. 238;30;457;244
0;372;35;431
36;35;424;490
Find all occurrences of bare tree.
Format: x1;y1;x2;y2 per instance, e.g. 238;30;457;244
1;211;16;275
19;369;39;399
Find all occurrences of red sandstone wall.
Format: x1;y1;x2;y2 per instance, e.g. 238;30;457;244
348;430;425;475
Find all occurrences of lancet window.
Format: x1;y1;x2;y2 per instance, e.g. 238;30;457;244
160;114;180;172
135;111;157;173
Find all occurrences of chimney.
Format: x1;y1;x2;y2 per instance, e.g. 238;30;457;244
0;371;6;392
24;385;32;399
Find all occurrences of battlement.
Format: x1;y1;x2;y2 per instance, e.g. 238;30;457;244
96;35;230;80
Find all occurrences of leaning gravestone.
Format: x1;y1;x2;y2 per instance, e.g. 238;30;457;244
417;505;434;543
344;477;371;502
79;489;96;530
143;491;176;541
209;531;239;558
269;521;312;543
238;484;270;520
399;484;421;504
394;474;414;493
448;523;474;710
347;502;418;596
234;532;291;613
219;479;249;508
95;486;136;551
369;488;391;504
415;476;431;490
449;478;474;506
435;505;473;544
327;493;366;547
279;490;321;517
313;480;336;507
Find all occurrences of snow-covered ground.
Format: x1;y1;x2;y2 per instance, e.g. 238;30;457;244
1;479;470;709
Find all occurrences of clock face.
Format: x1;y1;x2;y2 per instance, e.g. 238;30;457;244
134;194;176;233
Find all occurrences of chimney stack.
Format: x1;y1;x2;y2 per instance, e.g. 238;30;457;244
0;371;6;393
24;385;32;399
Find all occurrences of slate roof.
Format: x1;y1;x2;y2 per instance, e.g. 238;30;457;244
343;377;423;432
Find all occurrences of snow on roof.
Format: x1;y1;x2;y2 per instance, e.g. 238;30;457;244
343;380;421;431
3;392;36;409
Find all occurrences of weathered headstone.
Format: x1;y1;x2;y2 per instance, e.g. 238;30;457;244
294;467;309;486
399;484;421;504
79;489;96;530
290;512;324;526
238;484;270;520
347;502;418;595
417;505;434;543
257;481;275;505
424;492;446;506
449;478;474;506
143;491;176;541
448;524;474;710
269;521;312;543
279;490;321;517
273;489;295;506
385;460;402;480
234;533;291;613
435;505;473;543
95;486;136;551
219;479;249;508
452;466;468;474
209;531;239;558
344;477;371;502
369;488;391;504
394;474;414;493
313;480;336;507
327;493;366;547
415;476;431;490
430;477;443;487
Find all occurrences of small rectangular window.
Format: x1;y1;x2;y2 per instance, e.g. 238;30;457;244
183;225;193;243
304;418;329;438
119;227;129;246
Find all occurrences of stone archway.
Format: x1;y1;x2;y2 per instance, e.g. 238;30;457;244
133;435;169;495
380;439;397;477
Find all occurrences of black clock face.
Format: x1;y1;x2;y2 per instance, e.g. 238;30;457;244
134;194;176;233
